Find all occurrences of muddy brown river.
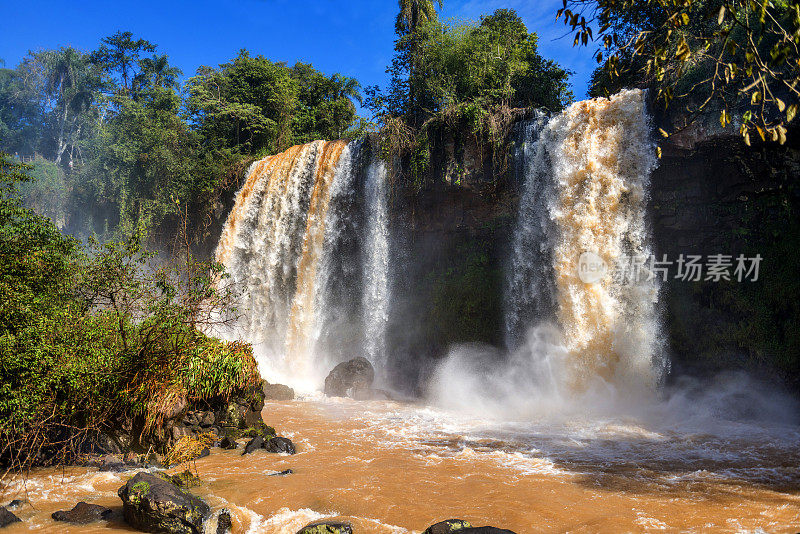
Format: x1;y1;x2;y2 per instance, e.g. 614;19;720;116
2;397;799;533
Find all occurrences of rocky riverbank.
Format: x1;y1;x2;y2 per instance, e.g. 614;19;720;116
0;359;523;533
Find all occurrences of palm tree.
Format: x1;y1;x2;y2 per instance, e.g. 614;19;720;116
395;0;443;125
396;0;443;35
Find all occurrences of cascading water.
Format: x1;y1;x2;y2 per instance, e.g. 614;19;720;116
362;159;391;381
286;140;349;382
216;141;353;389
504;111;553;350
215;139;391;391
432;89;664;413
546;89;663;390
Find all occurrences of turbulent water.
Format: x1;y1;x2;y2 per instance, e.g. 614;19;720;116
5;392;800;533
7;90;800;533
433;89;664;418
215;139;389;390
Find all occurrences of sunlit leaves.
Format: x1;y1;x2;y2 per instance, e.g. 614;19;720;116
561;0;800;146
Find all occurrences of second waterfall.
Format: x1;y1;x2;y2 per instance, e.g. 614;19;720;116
215;140;390;391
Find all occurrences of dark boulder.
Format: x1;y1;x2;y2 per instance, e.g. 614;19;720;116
4;499;26;511
265;436;296;454
242;436;264;455
459;529;516;534
423;520;516;534
263;381;295;401
269;469;294;476
118;472;209;534
296;521;353;534
0;507;20;528
218;436;238;450
242;435;296;455
51;502;112;524
216;509;232;534
324;357;375;397
424;519;473;534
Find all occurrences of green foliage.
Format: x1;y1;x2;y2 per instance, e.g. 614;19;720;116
16;156;68;228
423;237;503;350
0;152;259;469
0;34;365;243
185;50;362;155
560;0;800;143
370;8;572;190
373;9;572;125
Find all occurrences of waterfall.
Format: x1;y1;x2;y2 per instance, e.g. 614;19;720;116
362;159;391;381
431;89;664;415
508;88;664;391
215;139;392;390
217;90;662;398
286;140;349;380
504;111;553;350
215;141;353;389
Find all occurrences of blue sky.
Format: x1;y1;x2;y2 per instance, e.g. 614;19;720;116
0;0;596;113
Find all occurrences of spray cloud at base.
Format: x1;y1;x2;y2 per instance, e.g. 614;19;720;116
427;90;798;433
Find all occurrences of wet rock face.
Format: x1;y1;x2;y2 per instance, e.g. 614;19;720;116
241;435;296;455
265;436;296;454
263;381;295;401
423;519;474;534
324;357;375;398
296;521;353;534
51;502;112;524
0;507;21;528
242;436;265;455
118;472;209;534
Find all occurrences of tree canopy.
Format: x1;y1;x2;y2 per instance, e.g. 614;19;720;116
0;36;365;242
559;0;800;144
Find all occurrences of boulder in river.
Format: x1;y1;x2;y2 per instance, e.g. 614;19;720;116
0;507;20;528
422;520;516;534
242;436;264;455
242;435;296;455
51;502;112;524
296;520;353;534
263;381;295;401
216;509;232;534
4;500;26;511
118;472;209;534
324;357;374;398
265;436;296;454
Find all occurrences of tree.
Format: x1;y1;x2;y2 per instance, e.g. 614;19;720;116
378;9;572;120
19;48;104;164
0;66;41;154
133;53;182;95
91;31;156;91
394;0;444;125
186;51;362;154
290;64;362;142
396;0;443;35
558;0;800;144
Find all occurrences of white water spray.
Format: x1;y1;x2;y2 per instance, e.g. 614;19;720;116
431;89;665;415
362;159;391;380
